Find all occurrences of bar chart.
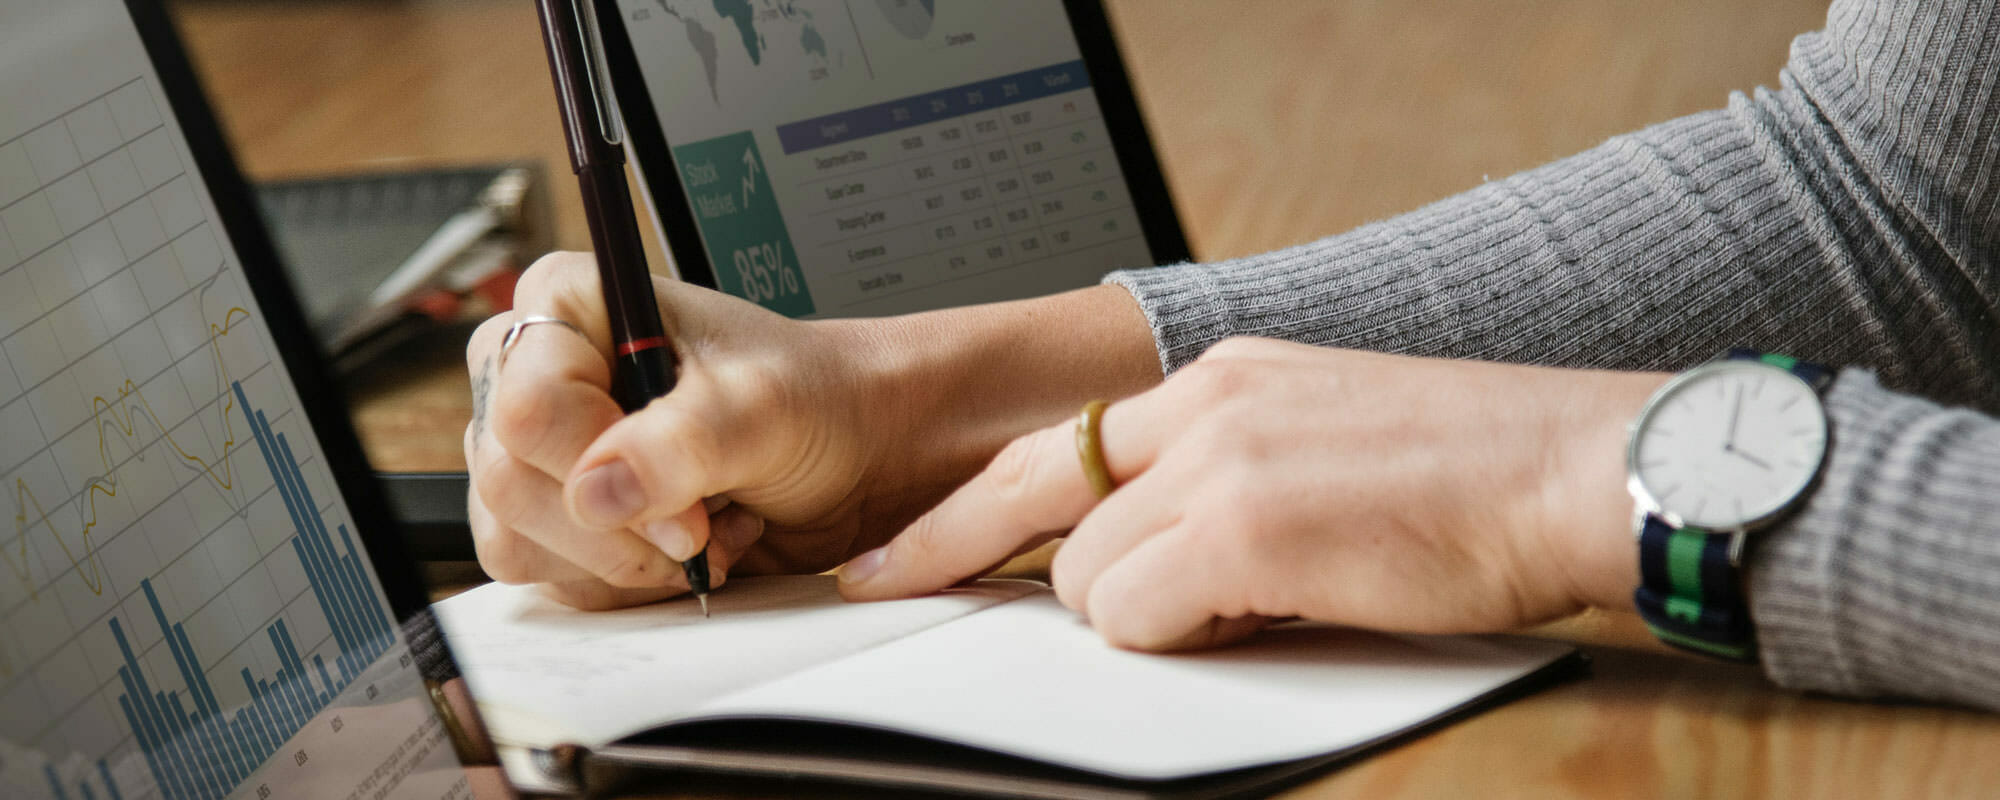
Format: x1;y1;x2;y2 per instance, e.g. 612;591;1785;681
3;25;451;795
50;383;398;800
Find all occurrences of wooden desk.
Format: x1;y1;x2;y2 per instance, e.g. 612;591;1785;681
169;1;2000;797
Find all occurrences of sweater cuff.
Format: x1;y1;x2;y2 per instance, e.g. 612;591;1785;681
1748;369;2000;707
1103;263;1237;375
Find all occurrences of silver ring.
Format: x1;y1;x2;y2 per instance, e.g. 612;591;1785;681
498;314;586;370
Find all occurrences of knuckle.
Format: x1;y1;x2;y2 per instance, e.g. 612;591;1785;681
468;445;504;498
517;252;605;322
466;314;512;365
984;434;1046;505
1049;547;1091;611
517;251;594;295
894;513;949;569
1084;588;1142;648
710;359;790;420
471;528;537;585
468;438;509;491
1171;358;1246;407
1097;622;1155;652
470;453;534;529
638;402;721;483
491;379;556;455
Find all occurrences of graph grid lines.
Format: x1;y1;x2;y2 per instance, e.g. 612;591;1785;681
6;66;406;800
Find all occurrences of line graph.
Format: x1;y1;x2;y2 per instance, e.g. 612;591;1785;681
4;37;449;798
6;305;250;605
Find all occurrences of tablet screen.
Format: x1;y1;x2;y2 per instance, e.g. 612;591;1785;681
608;0;1166;317
3;2;464;797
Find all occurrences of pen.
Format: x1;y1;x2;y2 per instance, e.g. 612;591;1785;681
533;0;710;614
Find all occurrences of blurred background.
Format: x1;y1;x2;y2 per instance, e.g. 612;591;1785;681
163;0;1831;471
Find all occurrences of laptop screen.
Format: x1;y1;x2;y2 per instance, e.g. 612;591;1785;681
1;2;464;797
604;0;1174;317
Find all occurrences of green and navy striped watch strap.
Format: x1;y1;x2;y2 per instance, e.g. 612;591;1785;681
1633;349;1830;662
1726;347;1833;389
1634;515;1754;660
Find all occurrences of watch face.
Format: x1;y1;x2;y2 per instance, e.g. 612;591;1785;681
1631;361;1827;529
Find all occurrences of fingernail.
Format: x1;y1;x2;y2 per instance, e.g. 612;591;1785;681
839;547;888;585
642;519;697;561
574;461;645;526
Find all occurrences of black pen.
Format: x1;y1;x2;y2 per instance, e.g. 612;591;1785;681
533;0;710;614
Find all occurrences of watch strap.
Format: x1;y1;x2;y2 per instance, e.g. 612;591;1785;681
1633;515;1755;660
1631;348;1833;662
1724;347;1833;390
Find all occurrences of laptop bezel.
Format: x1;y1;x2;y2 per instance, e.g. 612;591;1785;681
592;0;1193;299
123;0;435;622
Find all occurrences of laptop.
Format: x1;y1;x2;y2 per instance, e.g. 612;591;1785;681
0;2;491;797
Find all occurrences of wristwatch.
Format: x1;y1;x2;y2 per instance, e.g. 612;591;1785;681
1625;349;1834;660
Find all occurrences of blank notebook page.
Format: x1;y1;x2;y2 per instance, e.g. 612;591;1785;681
434;576;1043;746
691;591;1573;780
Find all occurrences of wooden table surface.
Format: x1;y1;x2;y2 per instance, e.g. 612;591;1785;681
168;1;2000;797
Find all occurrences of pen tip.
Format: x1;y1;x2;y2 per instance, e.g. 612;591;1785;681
696;593;710;617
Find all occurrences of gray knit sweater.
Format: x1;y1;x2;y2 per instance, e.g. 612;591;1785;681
1107;0;1999;709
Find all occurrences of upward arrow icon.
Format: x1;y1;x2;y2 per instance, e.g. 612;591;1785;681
741;147;760;206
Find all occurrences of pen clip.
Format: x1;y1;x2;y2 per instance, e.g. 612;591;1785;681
571;0;623;148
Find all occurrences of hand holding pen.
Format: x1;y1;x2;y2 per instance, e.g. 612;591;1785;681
531;0;711;613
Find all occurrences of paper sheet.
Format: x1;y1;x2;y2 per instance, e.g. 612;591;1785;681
431;575;1043;747
437;577;1572;782
693;591;1574;780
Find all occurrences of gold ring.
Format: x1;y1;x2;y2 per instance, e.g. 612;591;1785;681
1076;400;1114;498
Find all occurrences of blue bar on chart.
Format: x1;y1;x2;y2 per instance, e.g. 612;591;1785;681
42;757;129;800
42;765;69;800
97;382;396;800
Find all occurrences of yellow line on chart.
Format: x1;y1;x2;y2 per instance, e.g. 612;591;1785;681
3;305;253;634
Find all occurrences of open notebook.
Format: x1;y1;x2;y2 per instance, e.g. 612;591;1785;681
432;577;1580;798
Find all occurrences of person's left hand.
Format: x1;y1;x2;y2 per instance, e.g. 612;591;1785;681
837;337;1667;650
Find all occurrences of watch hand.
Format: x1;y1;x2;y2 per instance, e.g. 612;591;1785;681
1728;448;1773;471
1725;385;1744;450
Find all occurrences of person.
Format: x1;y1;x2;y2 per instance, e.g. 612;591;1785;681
462;0;1998;710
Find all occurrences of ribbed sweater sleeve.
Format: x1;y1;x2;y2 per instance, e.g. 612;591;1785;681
1106;0;2000;707
1753;371;2000;706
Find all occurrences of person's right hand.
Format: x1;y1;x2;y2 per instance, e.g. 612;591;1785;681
464;253;896;609
465;251;1162;610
